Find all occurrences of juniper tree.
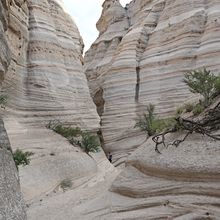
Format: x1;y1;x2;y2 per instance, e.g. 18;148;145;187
183;68;220;106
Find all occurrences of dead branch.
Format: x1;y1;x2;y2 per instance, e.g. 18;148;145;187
152;114;220;154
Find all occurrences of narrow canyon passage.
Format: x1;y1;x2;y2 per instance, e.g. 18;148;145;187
0;0;220;219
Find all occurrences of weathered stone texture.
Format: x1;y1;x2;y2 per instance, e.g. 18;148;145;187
0;1;26;219
85;0;220;164
0;119;26;220
0;0;100;213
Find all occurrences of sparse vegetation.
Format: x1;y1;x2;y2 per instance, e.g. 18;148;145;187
183;68;220;106
176;103;194;116
60;179;72;190
0;94;7;108
151;68;220;153
53;124;82;139
214;76;220;93
13;149;34;168
192;103;204;116
48;122;100;155
76;132;100;154
135;104;177;136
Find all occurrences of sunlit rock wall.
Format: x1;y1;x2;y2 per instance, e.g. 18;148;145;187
3;0;99;130
85;0;220;164
0;1;27;219
0;0;100;207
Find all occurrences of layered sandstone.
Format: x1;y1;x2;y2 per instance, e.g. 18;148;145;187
0;0;100;212
0;1;26;219
3;0;99;129
85;0;220;164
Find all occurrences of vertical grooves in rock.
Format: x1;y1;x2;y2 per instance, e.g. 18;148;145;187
135;66;140;102
135;0;166;109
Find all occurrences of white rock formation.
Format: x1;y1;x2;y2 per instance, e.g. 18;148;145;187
85;0;220;164
0;1;26;219
0;0;100;210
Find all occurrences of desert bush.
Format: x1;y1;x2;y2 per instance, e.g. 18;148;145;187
53;124;82;139
135;104;177;136
0;94;7;108
193;103;204;116
135;104;156;136
13;149;34;168
176;103;195;116
77;132;100;154
183;68;220;106
48;122;101;154
184;103;194;113
60;179;72;190
214;77;220;93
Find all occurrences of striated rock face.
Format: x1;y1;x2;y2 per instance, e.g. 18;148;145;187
0;0;100;210
3;0;99;129
85;0;220;164
107;133;220;219
0;119;26;220
0;1;26;219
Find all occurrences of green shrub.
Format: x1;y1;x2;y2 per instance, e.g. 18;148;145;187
176;103;195;116
60;179;72;190
135;104;177;136
0;94;7;108
53;124;82;139
214;77;220;93
77;132;100;154
48;122;101;155
183;68;220;106
135;104;156;136
176;106;185;116
184;103;194;113
193;104;204;116
13;149;34;168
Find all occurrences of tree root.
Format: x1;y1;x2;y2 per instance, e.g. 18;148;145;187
152;115;220;154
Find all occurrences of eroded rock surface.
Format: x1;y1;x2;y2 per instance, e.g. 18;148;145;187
0;119;26;220
0;0;100;213
0;1;26;219
85;0;220;164
108;134;220;219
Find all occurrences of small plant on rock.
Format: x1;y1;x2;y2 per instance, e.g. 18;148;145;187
77;132;100;155
0;94;7;109
183;68;220;106
13;149;34;169
48;121;101;155
60;179;72;190
192;103;204;116
135;104;177;136
135;104;156;136
53;124;82;139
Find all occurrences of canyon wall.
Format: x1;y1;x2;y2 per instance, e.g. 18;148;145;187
3;0;99;129
0;0;100;209
85;0;220;164
0;1;26;219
